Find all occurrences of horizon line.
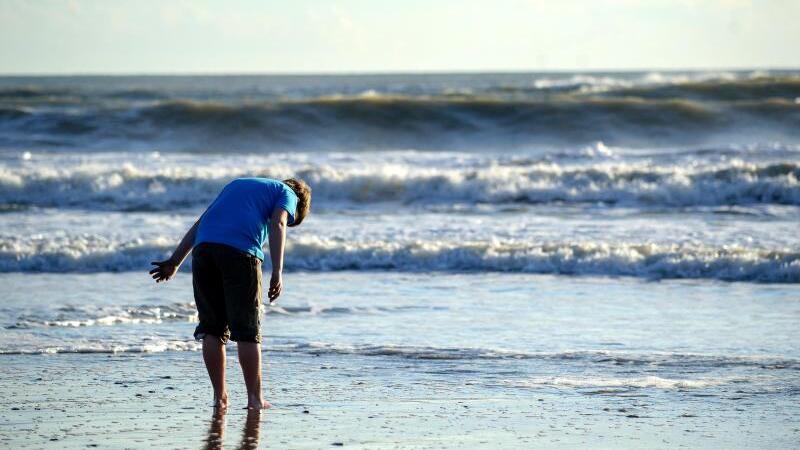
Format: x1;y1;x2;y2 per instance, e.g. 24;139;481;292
1;66;798;78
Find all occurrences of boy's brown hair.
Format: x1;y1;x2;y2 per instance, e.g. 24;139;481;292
283;178;311;227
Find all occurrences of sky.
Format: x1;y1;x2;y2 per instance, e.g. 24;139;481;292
0;0;798;75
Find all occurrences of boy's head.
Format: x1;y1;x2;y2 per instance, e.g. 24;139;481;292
283;178;311;227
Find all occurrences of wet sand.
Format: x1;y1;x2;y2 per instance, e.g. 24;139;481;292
2;351;797;449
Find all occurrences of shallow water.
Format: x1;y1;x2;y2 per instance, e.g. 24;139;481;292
3;272;799;392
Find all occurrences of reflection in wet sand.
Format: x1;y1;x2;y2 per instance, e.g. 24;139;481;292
202;408;262;450
203;409;226;450
238;410;261;450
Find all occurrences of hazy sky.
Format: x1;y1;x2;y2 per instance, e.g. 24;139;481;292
1;0;798;74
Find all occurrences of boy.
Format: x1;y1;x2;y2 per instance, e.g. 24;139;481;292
150;177;311;410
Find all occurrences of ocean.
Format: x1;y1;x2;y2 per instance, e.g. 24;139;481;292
1;71;798;448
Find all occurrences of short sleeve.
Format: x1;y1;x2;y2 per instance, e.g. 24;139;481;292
276;185;298;225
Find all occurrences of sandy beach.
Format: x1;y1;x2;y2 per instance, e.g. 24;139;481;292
2;349;798;449
2;272;798;449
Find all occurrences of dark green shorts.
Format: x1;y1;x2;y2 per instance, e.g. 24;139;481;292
192;242;263;343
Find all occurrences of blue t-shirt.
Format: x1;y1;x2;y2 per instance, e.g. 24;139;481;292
195;178;298;261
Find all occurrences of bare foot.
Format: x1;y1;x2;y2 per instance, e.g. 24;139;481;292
246;396;271;410
213;392;229;411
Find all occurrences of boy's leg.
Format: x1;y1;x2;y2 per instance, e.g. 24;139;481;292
203;336;228;410
193;244;232;409
218;246;267;409
237;341;269;409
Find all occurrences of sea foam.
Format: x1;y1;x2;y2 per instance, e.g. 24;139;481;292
1;234;796;282
2;157;798;209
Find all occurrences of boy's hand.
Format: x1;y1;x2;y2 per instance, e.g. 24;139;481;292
268;271;282;303
150;259;179;283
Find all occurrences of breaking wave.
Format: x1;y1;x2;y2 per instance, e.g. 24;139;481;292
287;239;799;283
1;234;796;282
2;158;798;210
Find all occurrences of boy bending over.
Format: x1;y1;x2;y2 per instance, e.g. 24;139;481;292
150;177;311;410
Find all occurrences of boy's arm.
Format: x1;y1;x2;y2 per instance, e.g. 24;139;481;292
266;208;289;302
150;219;200;283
